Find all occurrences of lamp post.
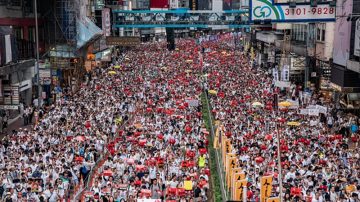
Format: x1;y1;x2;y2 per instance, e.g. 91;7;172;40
34;0;42;108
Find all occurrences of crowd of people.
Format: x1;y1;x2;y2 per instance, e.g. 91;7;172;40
203;36;360;201
82;40;212;202
0;59;135;200
0;34;358;202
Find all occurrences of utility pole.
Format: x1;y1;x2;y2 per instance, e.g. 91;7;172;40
34;0;42;108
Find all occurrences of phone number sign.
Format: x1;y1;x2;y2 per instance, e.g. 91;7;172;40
250;0;336;22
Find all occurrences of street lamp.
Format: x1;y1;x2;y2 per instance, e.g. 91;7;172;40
34;0;42;108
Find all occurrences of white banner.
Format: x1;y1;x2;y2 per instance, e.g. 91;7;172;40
275;81;290;88
308;109;319;116
5;35;12;63
102;8;111;37
299;108;309;115
272;68;279;81
281;65;290;81
354;19;360;56
316;105;327;114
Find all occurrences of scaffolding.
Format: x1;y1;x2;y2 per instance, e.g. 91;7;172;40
55;0;77;44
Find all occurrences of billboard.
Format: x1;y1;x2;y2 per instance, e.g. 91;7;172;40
223;0;240;10
354;19;360;57
249;0;336;22
333;0;352;66
150;0;168;8
106;37;141;46
102;8;111;37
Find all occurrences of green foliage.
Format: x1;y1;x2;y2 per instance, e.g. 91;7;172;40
201;93;223;202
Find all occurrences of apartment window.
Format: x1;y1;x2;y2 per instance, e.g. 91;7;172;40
29;27;35;42
317;23;326;42
13;27;23;40
292;24;307;42
9;0;21;6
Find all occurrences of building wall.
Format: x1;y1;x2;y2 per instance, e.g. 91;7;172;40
324;22;335;61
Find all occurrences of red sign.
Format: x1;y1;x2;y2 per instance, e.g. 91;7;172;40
150;0;168;8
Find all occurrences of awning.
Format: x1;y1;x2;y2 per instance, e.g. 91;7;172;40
76;17;103;49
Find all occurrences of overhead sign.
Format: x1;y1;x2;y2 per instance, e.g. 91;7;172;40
106;37;141;46
250;0;336;22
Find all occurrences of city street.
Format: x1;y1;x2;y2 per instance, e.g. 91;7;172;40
0;0;360;202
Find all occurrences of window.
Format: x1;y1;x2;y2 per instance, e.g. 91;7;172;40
316;23;326;42
291;24;307;42
13;27;23;40
28;27;35;42
9;0;21;6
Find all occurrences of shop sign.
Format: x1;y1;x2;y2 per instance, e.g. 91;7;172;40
102;8;111;37
106;37;141;46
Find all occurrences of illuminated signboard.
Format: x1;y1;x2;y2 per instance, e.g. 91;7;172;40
250;0;336;22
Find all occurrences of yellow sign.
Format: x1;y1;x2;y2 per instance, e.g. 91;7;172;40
234;172;246;181
230;168;243;198
234;180;247;200
221;135;227;167
226;157;237;189
266;197;280;202
225;153;236;173
214;127;220;149
230;168;242;190
223;140;232;167
260;176;273;202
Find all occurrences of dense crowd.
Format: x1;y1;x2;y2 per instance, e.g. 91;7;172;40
82;40;212;202
0;34;358;202
204;37;360;201
0;60;135;201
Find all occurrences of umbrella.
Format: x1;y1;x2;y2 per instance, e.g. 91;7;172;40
114;65;121;69
252;102;263;107
278;101;292;107
75;136;86;142
208;90;217;95
108;71;117;75
287;121;301;126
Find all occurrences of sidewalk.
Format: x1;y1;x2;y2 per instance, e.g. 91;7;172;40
0;114;32;139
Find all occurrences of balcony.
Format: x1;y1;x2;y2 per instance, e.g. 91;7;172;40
16;39;35;60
